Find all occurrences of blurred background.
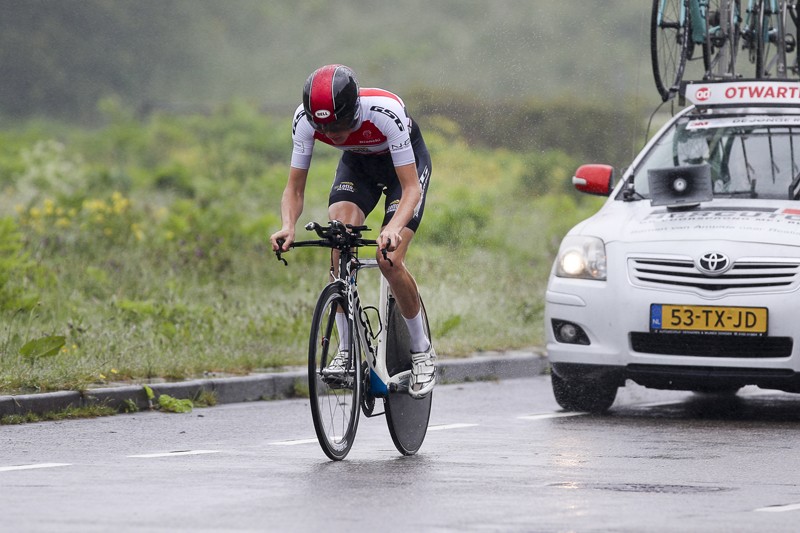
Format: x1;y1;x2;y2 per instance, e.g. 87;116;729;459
0;0;666;396
1;0;652;120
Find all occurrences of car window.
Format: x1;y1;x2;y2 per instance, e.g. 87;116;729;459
630;115;800;200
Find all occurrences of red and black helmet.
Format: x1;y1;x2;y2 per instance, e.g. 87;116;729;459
302;64;361;133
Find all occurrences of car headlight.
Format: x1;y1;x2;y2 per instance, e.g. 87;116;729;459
555;236;607;280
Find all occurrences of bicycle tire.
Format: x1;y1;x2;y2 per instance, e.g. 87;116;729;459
308;283;361;461
755;0;787;77
383;297;433;456
652;0;691;101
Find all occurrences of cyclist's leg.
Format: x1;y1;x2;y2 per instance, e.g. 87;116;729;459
327;155;383;358
377;136;431;322
377;153;435;397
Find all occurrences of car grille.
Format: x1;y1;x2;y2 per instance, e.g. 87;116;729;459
630;332;793;358
628;257;800;293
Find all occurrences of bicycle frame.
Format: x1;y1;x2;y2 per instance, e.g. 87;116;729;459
340;256;406;400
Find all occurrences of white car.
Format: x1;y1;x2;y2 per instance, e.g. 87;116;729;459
545;80;800;413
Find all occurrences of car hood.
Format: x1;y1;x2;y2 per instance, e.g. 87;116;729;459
572;199;800;247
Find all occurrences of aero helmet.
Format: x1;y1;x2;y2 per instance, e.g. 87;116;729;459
303;64;361;133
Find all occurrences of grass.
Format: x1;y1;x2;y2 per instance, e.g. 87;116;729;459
0;404;118;425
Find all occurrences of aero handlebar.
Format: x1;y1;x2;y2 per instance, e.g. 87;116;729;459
275;221;392;266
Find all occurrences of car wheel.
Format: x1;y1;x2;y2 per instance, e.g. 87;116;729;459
551;372;618;414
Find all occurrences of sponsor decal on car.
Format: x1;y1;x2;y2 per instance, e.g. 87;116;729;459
685;81;800;106
686;115;800;129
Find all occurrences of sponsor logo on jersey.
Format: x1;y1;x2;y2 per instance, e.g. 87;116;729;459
292;110;306;134
391;139;411;151
370;105;405;131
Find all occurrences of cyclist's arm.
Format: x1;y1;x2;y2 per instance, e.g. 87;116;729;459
379;162;421;251
270;166;308;251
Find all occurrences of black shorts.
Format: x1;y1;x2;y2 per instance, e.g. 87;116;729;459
328;127;431;232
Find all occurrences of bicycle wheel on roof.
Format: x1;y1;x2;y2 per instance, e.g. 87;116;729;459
704;0;743;79
755;0;789;78
652;0;691;100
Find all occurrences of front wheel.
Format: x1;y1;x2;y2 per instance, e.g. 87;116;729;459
308;283;361;461
551;372;617;414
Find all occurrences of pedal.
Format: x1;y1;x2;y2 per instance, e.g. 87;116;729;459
320;371;355;389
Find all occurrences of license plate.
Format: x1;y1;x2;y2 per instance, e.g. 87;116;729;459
650;304;768;336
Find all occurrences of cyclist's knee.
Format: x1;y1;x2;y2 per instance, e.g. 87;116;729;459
377;252;405;278
329;201;365;225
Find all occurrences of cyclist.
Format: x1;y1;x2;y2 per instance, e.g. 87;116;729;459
269;64;435;398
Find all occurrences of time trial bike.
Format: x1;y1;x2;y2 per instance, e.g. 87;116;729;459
276;220;433;461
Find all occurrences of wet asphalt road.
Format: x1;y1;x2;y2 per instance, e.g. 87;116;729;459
2;375;800;532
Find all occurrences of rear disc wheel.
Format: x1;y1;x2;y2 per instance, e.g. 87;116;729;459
384;297;433;456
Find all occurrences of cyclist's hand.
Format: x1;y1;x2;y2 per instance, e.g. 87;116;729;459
379;228;402;252
270;228;294;252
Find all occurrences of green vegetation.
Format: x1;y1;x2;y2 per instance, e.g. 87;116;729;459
0;404;117;425
0;0;655;121
0;99;610;395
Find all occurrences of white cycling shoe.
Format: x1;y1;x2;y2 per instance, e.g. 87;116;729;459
322;350;349;377
409;345;436;398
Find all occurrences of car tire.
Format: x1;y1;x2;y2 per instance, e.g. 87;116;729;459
551;372;618;414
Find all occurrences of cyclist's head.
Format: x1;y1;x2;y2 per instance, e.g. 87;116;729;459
303;64;361;135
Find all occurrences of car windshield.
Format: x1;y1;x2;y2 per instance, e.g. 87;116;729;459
629;114;800;200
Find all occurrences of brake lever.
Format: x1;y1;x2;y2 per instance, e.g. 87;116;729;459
275;239;288;266
380;238;394;267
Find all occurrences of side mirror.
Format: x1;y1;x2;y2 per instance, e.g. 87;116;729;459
572;164;614;196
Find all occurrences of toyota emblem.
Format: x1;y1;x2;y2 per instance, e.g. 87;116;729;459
697;252;731;275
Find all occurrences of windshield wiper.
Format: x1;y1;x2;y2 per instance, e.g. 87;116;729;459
790;172;800;200
717;180;758;199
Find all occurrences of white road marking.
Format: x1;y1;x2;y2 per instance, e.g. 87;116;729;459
0;463;71;472
427;423;479;431
517;412;587;421
269;438;319;446
755;503;800;513
127;450;220;458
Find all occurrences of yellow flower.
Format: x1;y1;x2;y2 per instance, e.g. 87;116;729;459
111;192;130;214
131;223;144;241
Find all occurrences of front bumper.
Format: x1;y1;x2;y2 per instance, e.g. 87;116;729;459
545;243;800;392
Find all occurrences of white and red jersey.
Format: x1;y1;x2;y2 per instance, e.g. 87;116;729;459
290;88;415;170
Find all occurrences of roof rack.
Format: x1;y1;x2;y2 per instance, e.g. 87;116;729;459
679;79;800;108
